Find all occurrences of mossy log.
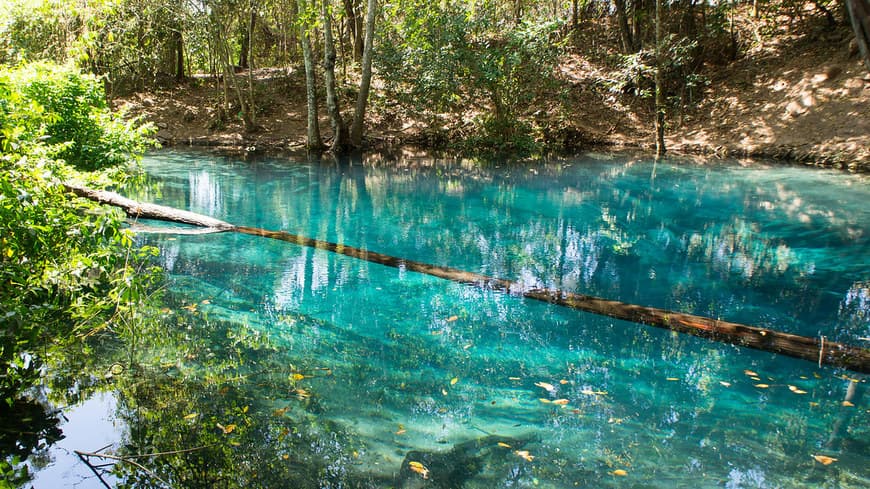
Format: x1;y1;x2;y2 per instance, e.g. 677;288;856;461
66;183;870;373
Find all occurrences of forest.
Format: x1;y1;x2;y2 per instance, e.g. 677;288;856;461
1;0;869;487
1;0;868;160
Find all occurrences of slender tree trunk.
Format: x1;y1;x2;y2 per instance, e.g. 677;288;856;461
322;0;347;152
173;29;185;81
350;0;376;148
633;0;643;50
342;0;363;61
614;0;635;52
247;0;256;126
300;10;323;149
221;37;255;131
572;0;579;29
654;0;666;156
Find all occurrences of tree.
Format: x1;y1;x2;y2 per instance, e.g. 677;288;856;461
349;0;376;148
322;0;348;152
298;0;324;149
654;0;665;156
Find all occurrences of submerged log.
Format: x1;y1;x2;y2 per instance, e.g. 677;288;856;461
67;184;870;373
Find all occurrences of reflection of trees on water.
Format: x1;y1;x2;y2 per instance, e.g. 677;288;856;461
839;282;870;341
137;151;869;341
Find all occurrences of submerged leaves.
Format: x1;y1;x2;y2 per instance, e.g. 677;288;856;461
813;455;837;465
408;461;429;479
515;450;534;462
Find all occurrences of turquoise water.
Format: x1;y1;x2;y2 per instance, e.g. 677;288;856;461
126;150;867;488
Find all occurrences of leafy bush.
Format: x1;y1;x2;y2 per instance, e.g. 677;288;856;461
7;63;155;170
0;60;156;426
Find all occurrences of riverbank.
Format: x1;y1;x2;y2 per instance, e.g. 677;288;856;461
116;20;869;171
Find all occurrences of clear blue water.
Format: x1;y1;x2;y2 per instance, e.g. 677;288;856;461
115;150;868;488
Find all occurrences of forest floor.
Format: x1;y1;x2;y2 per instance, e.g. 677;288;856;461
117;15;870;171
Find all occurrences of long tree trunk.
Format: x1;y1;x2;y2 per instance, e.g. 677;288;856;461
342;0;363;62
300;11;324;149
349;0;376;148
65;182;870;374
322;0;347;152
654;0;666;156
247;0;256;128
614;0;635;52
173;29;184;81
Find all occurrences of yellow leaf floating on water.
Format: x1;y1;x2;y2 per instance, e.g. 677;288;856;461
813;455;837;465
515;450;534;462
553;399;570;405
408;461;429;479
744;370;758;377
497;442;512;448
535;382;556;393
183;413;198;420
788;385;807;394
755;384;770;389
450;377;459;385
612;469;628;476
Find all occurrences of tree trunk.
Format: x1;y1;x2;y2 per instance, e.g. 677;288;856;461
342;0;364;62
300;18;324;149
572;0;579;29
846;0;870;71
65;182;870;374
655;0;666;156
247;0;256;126
322;0;347;152
173;29;185;81
350;0;376;148
614;0;635;52
632;0;644;50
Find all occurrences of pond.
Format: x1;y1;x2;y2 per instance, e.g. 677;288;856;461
27;150;870;487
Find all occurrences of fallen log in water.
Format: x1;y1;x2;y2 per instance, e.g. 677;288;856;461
66;183;870;373
64;183;235;231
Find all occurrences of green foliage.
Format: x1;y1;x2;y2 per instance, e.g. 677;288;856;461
0;61;158;484
5;63;155;170
379;3;564;154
